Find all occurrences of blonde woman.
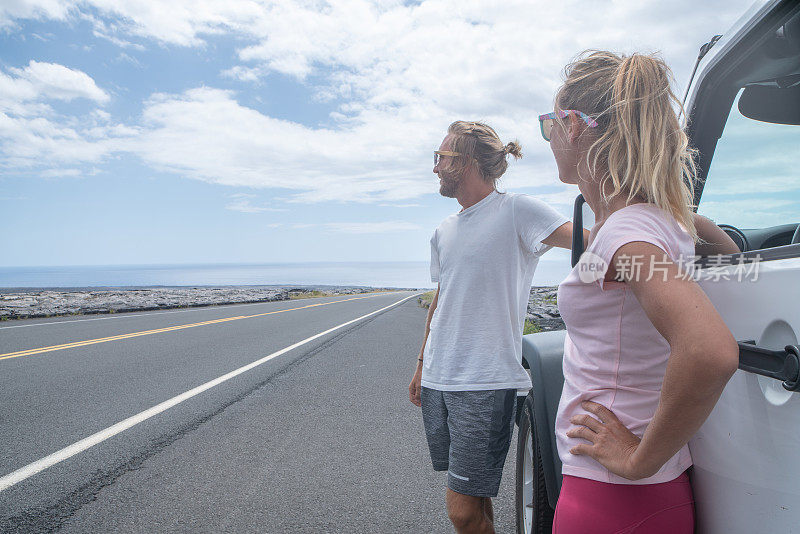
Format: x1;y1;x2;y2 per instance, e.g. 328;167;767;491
540;51;740;533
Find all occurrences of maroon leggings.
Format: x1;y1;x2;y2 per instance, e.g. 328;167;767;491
552;471;695;534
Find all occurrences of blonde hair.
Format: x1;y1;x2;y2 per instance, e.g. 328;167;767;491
447;120;522;186
555;50;699;242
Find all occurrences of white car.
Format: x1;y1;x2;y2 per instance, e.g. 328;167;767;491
515;1;800;533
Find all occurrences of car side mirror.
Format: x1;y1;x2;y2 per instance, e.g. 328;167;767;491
571;194;586;268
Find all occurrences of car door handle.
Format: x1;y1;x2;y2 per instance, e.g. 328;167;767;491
738;340;800;392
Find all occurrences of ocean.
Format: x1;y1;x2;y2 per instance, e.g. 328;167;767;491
0;261;569;290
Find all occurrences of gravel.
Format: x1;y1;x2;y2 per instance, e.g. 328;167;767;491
0;285;418;321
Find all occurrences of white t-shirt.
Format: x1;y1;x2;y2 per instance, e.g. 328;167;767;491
421;190;570;391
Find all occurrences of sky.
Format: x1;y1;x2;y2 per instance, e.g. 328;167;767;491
1;0;796;284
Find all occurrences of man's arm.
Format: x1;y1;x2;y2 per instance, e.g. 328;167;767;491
418;284;439;360
541;221;590;251
409;284;439;407
693;213;741;256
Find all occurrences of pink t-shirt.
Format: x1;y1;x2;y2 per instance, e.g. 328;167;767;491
555;202;696;485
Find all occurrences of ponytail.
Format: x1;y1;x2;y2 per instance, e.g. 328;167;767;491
555;50;699;242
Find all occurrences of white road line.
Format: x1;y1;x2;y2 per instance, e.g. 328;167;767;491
0;292;401;330
0;292;420;492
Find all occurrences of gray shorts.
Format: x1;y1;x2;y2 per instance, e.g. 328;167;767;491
420;386;516;498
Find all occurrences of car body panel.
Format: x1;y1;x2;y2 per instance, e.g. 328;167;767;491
521;331;566;510
690;258;800;533
685;0;782;115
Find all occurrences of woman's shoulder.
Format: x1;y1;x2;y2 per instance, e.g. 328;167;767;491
590;203;692;263
599;203;686;239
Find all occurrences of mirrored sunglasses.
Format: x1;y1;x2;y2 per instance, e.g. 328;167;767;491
538;110;599;142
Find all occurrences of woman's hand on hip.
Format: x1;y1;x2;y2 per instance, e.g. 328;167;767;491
566;400;656;481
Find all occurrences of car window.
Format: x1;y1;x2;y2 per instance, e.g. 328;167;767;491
697;88;800;230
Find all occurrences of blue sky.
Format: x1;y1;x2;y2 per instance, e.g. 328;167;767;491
1;0;795;286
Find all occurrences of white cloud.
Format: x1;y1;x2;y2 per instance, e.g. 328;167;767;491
126;0;755;202
129;86;433;202
39;167;81;177
220;65;264;82
0;0;73;29
1;0;768;207
0;61;130;170
225;200;269;213
0;113;129;168
225;192;287;212
2;60;109;105
89;17;147;51
114;52;143;66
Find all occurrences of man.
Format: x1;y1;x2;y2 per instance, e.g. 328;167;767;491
409;120;583;534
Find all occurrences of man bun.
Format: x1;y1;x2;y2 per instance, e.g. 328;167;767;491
447;121;522;185
504;141;522;159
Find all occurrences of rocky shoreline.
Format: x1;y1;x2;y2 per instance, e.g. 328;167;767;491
0;285;564;330
417;286;564;332
525;286;563;331
0;286;408;321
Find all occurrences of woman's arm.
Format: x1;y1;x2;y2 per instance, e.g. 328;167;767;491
567;241;739;480
693;213;741;255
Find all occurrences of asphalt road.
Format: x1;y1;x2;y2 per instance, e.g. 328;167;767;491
0;291;519;533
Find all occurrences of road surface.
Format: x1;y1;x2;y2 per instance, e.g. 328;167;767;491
0;291;519;533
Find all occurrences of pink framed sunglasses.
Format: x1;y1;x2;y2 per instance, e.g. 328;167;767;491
538;110;598;142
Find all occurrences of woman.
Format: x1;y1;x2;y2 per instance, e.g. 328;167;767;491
541;51;741;533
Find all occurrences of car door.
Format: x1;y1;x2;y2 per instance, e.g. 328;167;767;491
683;3;800;531
690;240;800;533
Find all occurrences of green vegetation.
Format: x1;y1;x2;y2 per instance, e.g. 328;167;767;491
544;296;557;305
417;290;435;309
289;289;389;300
288;290;331;300
523;319;541;335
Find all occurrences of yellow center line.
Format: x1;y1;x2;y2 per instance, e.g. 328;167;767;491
0;292;397;362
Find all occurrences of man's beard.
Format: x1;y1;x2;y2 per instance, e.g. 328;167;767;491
438;171;459;198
